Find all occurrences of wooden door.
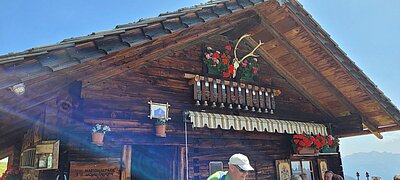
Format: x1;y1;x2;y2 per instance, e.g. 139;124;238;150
131;145;177;180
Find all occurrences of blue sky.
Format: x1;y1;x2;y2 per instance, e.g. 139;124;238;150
1;0;399;162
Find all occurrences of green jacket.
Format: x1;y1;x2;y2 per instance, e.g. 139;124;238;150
207;171;232;180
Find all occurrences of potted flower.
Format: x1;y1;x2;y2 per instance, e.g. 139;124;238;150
91;124;111;146
238;57;258;81
320;135;340;153
203;45;235;78
155;118;168;137
292;134;319;155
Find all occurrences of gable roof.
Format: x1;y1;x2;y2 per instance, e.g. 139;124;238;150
0;0;399;139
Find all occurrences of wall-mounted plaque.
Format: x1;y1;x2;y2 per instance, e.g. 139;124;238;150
69;161;120;180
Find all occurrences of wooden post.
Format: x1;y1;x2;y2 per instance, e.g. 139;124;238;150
121;145;132;180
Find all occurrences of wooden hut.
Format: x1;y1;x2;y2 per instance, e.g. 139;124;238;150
0;0;399;179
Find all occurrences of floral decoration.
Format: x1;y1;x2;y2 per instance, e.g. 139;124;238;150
292;134;314;152
292;134;339;153
312;134;327;150
203;44;259;79
92;124;111;134
239;57;258;80
155;118;168;126
0;165;22;180
204;45;235;78
326;134;340;148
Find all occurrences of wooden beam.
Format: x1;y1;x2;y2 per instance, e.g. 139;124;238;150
284;2;400;127
253;9;384;134
362;116;383;139
253;9;364;117
338;124;400;138
245;37;335;122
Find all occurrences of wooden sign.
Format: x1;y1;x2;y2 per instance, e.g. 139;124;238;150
70;161;120;180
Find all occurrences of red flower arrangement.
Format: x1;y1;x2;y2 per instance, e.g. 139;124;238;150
326;134;340;148
312;134;327;150
204;45;235;78
203;44;259;80
292;134;339;153
292;134;314;152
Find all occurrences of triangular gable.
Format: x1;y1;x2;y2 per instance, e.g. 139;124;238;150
0;0;399;140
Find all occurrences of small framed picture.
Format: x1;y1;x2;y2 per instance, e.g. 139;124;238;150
318;159;328;180
148;101;170;120
276;159;291;180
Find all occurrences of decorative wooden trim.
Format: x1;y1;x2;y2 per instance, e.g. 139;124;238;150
184;73;281;96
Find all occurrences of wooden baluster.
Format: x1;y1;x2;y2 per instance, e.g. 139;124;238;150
245;84;250;111
265;88;271;113
219;80;226;108
271;89;276;114
258;87;264;113
210;79;218;108
234;83;239;109
237;83;242;110
194;75;201;106
229;81;235;109
202;77;210;106
251;87;257;112
227;81;233;109
249;85;254;111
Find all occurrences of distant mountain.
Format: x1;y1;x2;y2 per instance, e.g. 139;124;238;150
342;151;400;180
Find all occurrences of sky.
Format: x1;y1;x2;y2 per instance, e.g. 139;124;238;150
1;0;399;173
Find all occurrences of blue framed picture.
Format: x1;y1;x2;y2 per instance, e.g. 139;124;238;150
148;101;170;120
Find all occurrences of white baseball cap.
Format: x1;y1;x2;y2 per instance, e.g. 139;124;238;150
228;153;254;171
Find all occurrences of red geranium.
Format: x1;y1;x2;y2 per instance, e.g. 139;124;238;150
292;134;314;152
312;134;327;150
225;45;232;51
204;44;233;78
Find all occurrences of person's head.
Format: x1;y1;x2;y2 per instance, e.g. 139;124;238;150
332;174;344;180
394;174;400;180
324;171;334;180
291;175;302;180
227;153;254;180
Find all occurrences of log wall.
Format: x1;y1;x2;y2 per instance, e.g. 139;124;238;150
67;41;343;179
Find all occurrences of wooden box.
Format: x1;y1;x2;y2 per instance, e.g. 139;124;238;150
35;140;59;170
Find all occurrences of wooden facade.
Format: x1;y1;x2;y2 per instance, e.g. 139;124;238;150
0;0;399;179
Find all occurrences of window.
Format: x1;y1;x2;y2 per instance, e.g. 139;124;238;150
20;148;35;168
291;160;314;180
209;161;223;175
0;157;8;175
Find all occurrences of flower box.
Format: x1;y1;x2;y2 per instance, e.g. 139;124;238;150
298;147;317;155
240;74;254;82
320;147;337;153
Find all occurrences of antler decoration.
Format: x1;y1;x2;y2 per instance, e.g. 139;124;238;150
233;34;264;77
